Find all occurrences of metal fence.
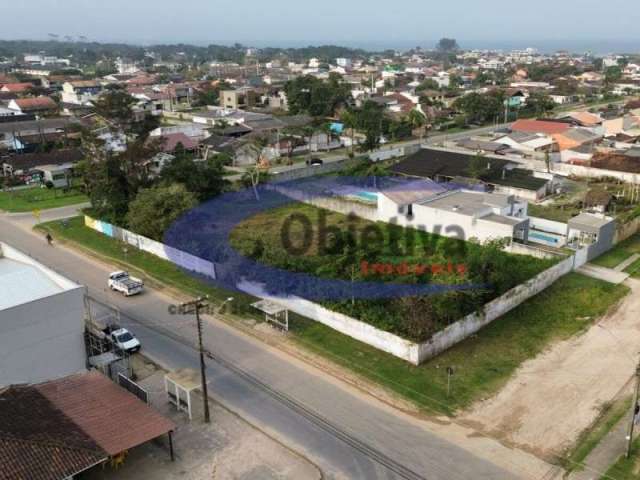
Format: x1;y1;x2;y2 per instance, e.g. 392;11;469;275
117;373;149;404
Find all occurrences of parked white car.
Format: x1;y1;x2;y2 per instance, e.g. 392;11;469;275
108;271;144;296
110;328;141;353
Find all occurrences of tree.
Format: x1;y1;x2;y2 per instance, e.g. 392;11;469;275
160;153;228;202
453;92;502;124
126;184;197;241
605;66;623;86
526;91;555;117
406;108;427;137
284;75;350;117
352;101;385;151
415;79;440;92
388;118;412;141
467;153;486;180
436;38;459;53
78;129;156;225
340;109;358;155
93;85;136;128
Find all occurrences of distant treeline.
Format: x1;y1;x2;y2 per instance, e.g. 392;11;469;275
0;40;381;65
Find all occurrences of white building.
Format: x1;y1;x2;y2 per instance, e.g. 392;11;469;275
0;242;86;386
336;58;352;68
377;187;529;243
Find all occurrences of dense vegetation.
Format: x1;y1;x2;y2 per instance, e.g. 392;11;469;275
230;203;557;342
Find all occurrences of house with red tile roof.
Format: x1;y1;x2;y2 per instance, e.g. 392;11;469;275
511;119;571;135
7;97;58;115
0;82;35;93
0;371;176;480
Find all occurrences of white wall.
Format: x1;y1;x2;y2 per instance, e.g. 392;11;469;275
377;196;516;243
0;288;86;386
415;254;578;363
240;251;583;365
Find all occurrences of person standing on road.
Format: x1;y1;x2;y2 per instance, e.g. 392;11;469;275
45;232;53;246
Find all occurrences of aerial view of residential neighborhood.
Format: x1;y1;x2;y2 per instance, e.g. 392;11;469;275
3;2;640;479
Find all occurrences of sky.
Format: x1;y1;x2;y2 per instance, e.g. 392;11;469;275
2;0;639;53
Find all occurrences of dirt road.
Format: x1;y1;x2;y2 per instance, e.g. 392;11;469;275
461;278;640;462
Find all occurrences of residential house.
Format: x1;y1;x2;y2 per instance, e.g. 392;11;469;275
511;119;571;136
220;88;258;110
495;131;557;154
552;128;602;152
390;147;551;200
377;185;530;243
7;97;58;116
2;149;83;186
0;82;34;93
61;80;102;105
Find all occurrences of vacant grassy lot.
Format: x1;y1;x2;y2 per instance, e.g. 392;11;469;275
36;216;628;418
593;234;640;269
0;186;87;212
230;202;557;341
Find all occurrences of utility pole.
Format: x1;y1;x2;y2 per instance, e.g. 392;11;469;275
627;363;640;458
181;296;211;423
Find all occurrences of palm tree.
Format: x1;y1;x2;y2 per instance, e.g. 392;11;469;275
341;110;358;156
407;108;427;138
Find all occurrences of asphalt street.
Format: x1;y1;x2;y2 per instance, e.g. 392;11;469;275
0;206;546;480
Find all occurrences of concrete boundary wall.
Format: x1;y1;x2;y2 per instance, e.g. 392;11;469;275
269;184;379;221
614;216;640;244
553;163;640;184
270;158;361;183
415;254;579;363
85;213;591;365
241;253;583;365
84;216;216;279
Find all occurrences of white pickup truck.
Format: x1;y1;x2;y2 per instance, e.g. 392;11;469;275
109;327;141;353
108;271;144;296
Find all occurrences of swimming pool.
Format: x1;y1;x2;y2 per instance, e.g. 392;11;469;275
529;231;561;245
349;191;379;203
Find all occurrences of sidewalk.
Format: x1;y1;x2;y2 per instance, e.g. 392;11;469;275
570;412;632;480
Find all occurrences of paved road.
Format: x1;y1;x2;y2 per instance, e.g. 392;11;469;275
1;210;551;480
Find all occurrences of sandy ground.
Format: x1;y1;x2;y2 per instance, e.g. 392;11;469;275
461;278;640;462
86;359;322;480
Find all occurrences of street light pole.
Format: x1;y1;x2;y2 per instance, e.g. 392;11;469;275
627;363;640;458
182;296;211;423
195;299;210;423
181;296;234;424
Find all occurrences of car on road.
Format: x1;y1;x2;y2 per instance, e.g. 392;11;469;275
109;327;141;353
108;271;144;296
306;157;323;166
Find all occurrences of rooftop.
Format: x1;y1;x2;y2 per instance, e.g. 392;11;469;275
420;190;513;216
0;242;80;311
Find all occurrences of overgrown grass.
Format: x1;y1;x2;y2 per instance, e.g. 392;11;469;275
528;202;581;223
38;216;629;419
291;273;628;415
230;202;557;341
0;186;87;212
592;234;640;269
